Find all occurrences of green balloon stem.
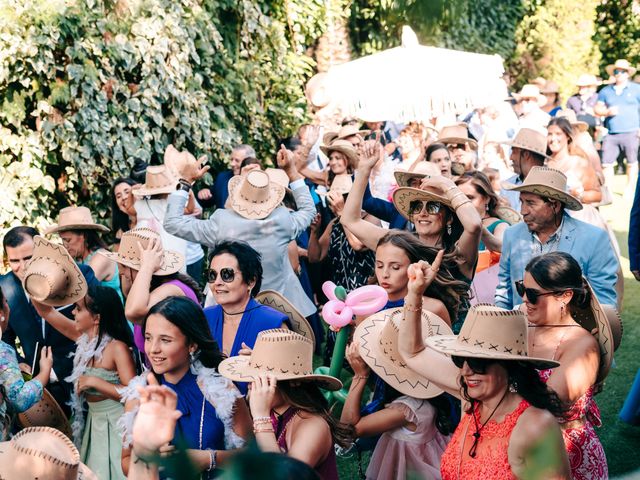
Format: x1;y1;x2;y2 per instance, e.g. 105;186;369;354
329;325;351;378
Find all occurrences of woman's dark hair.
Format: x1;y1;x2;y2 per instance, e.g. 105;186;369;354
525;252;590;312
279;136;302;153
240;157;260;169
150;272;204;304
327;152;354;187
207;241;263;296
375;231;469;320
455;171;501;218
460;360;566;418
85;285;134;348
72;229;109;252
425;142;449;162
547;117;574;156
130;159;148;183
222;448;320;480
111;177;138;235
144;296;223;369
277;380;353;448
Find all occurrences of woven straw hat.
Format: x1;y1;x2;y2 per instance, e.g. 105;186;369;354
513;84;547;107
356;307;452;398
264;168;290;191
427;304;559;369
319;139;359;168
218;329;342;391
98;227;184;275
392;186;452;222
254;290;315;346
227;170;286;220
22;236;87;307
322;124;370;146
556;109;589;133
437;124;478;150
317;174;353;197
0;427;97;479
503;128;549;159
45;206;110;235
393;161;441;187
576;74;601;87
494;205;522;225
17;388;73;439
605;59;637;77
132;165;178;197
504;166;583;211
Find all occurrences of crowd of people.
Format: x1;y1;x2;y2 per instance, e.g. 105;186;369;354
1;58;639;480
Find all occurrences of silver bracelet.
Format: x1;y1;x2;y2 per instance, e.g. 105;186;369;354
206;449;217;471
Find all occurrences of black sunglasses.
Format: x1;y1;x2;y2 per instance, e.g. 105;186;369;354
613;69;628;75
451;355;493;374
207;268;236;283
409;200;443;215
515;280;564;304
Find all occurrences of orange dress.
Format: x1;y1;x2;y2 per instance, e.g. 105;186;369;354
440;399;530;480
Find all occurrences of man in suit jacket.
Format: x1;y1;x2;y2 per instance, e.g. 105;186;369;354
495;167;619;308
1;226;98;415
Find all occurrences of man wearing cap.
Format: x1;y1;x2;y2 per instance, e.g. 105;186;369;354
164;145;317;319
500;128;548;211
513;84;551;131
495;167;619;309
594;59;640;194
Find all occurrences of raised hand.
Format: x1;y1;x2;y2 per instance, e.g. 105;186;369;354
138;237;164;272
165;144;210;183
345;342;370;378
407;251;444;295
248;374;277;418
358;139;383;173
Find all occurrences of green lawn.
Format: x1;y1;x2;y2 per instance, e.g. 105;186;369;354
332;175;640;479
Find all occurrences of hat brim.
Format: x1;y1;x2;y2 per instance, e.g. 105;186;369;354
132;184;177;197
502;140;550;160
23;237;88;307
356;307;451;399
504;183;583;211
605;64;637;77
394;171;428;187
426;335;559;370
494;206;522;225
98;249;184;276
17;388;73;439
255;290;315;346
437;136;478;151
227;175;286;220
570;278;617;383
392;187;452;221
218;356;342;391
319;145;359;167
513;93;547;107
45;223;110;235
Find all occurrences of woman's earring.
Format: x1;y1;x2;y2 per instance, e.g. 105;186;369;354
190;350;199;363
485;203;489;212
446;224;452;235
560;302;566;317
509;382;518;393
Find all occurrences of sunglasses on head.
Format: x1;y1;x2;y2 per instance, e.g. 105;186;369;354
207;268;236;283
515;280;564;304
613;69;628;75
451;355;493;374
409;200;443;215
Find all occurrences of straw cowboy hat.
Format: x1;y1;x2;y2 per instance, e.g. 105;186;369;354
264;168;290;191
317;174;353;196
437;124;478;150
227;170;286;220
427;304;559;370
556;109;589;133
392;186;452;222
319;139;359;168
606;59;637;77
132;165;178;197
570;279;621;383
254;290;315;346
505;166;583;211
17;388;73;439
356;307;452;398
45;206;110;235
219;329;342;390
393;160;441;187
0;427;97;479
163;144;202;181
322;124;370;146
576;74;601;87
513;84;547;107
503;127;550;159
99;227;184;275
22;236;88;307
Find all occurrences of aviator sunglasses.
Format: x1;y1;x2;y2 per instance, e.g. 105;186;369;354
409;200;443;215
515;280;564;304
207;268;236;283
451;355;493;374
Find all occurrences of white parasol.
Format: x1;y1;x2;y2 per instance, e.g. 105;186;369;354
322;26;508;123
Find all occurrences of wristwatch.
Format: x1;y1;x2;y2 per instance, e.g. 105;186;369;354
176;178;192;192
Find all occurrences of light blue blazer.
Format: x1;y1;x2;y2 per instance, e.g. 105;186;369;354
495;213;619;308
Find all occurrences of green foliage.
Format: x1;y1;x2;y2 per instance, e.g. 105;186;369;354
0;0;322;233
594;0;640;79
510;0;601;100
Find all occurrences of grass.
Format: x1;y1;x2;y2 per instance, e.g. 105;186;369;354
329;174;640;479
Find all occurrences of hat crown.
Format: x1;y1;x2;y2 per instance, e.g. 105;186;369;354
456;304;529;357
518;84;542;98
117;228;163;264
264;168;289;189
239;170;271;203
522;166;569;191
248;329;314;376
144;165;177;189
438;124;469;140
511;128;548;157
576;74;598;86
56;206;97;229
337;124;367;140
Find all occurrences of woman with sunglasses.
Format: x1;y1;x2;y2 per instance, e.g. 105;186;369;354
342;140;482;332
519;252;612;480
398;258;570;479
203;242;290;391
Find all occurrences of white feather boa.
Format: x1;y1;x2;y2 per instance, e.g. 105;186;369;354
65;333;113;446
118;360;245;450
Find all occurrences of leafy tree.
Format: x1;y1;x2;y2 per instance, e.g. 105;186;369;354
594;0;640;78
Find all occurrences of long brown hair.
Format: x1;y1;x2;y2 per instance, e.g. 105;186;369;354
455;171;501;218
277;381;353;448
